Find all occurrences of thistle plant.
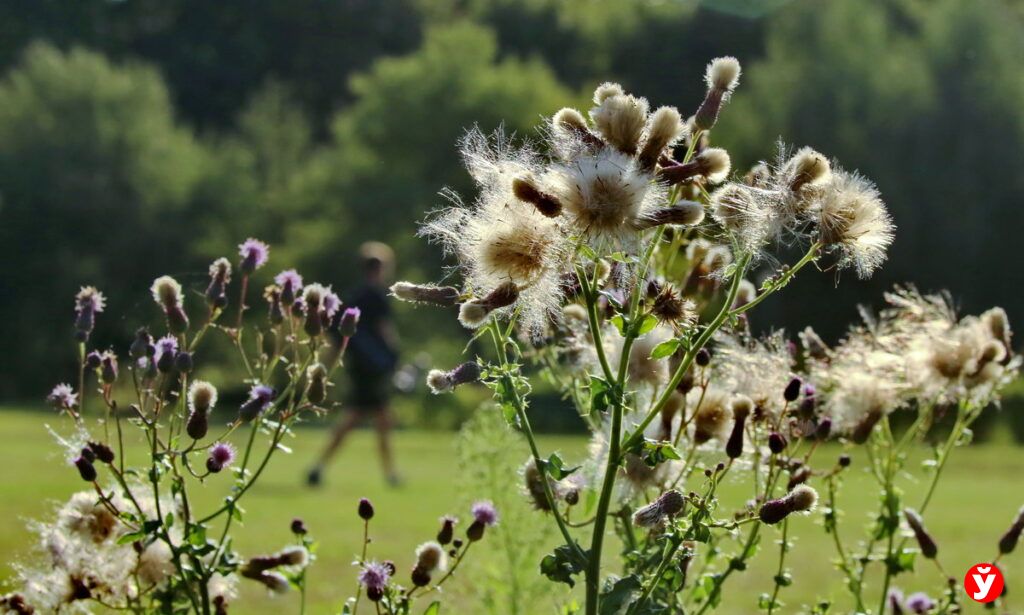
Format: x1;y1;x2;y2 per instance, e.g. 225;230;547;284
4;239;491;615
397;57;1020;614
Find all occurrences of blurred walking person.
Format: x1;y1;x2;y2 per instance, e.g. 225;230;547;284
307;242;401;487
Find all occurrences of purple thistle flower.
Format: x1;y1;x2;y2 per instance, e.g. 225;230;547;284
904;592;935;614
322;290;341;318
274;269;303;291
471;501;499;527
239;383;276;422
358;561;391;593
238;238;270;273
47;383;78;410
75;286;106;314
340;307;361;337
154;335;179;372
207;442;236;473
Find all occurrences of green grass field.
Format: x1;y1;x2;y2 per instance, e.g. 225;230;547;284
1;408;1019;614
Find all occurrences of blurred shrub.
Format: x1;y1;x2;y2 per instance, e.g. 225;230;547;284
0;43;204;397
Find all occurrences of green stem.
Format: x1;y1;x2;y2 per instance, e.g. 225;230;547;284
623;253;751;452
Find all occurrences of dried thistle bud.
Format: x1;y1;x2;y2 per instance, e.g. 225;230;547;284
658;148;731;185
414;541;447;573
290;518;307;535
782;147;831;193
130;328;153;359
88;441;115;464
426;361;482;394
694;57;741;131
695;348;711;367
437;516;457;545
358;498;375;521
815;418;832;441
998;505;1024;555
637;106;685;172
633;202;705;230
650;284;696;327
768;432;788;455
74;456;97;482
410;566;431;588
838;454;852;468
658;489;687;516
512;176;563;218
305;363;329;404
590;86;649;155
186;409;209;440
390;282;460;307
726;395;752;459
787;465;811;490
173;351;193;374
166;305;190;335
206;258;232;308
759;485;818;525
458;283;519;329
85;351;102;370
552;107;604;149
631;499;665;528
904;508;938;559
100;352;119;385
783;377;803;403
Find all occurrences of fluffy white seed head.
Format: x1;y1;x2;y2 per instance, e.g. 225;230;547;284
547;148;664;250
710;183;772;253
816;171;895;278
705;56;741;93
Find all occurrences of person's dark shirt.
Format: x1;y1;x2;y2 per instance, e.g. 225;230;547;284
345;284;397;375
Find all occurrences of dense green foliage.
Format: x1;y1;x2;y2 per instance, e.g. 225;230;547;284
0;0;1021;424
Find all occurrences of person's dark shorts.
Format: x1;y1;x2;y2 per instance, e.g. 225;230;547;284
345;368;393;409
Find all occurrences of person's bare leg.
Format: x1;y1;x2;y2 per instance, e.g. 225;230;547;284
307;410;361;486
374;405;400;486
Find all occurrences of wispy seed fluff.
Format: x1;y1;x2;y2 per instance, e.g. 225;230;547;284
424;129;567;336
547;146;667;250
709;183;772;253
816;171;895;278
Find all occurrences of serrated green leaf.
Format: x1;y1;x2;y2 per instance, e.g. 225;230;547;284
650;338;681;359
636;314;658;335
610;314;627;335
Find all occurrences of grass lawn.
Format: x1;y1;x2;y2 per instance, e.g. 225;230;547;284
1;407;1020;614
